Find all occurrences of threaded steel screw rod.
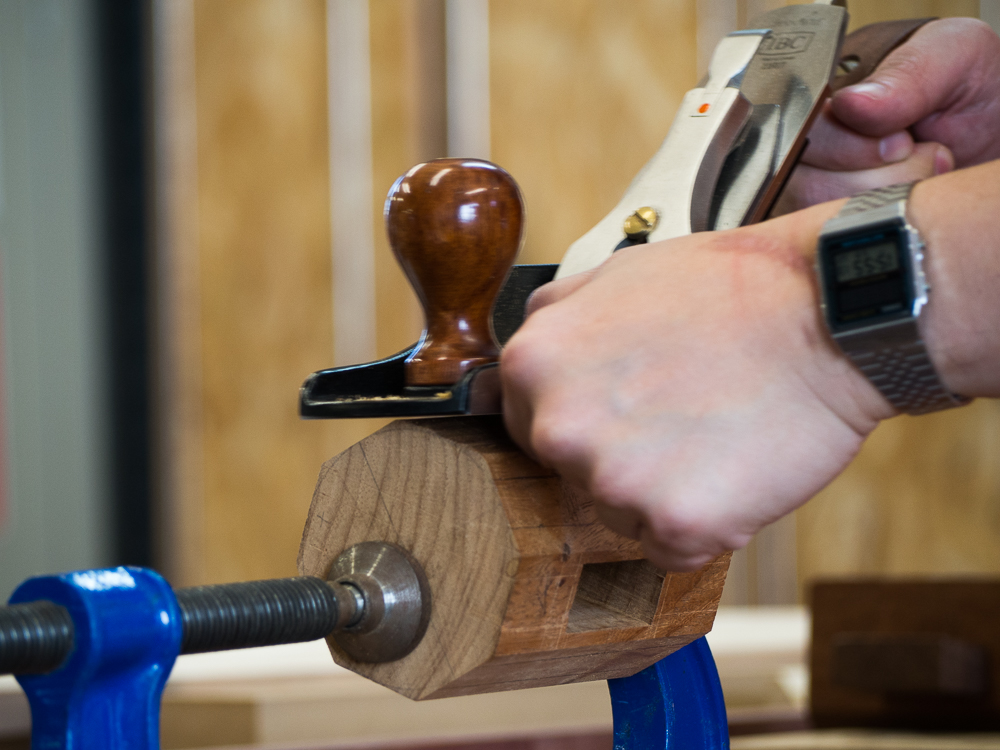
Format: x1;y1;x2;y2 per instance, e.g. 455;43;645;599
0;576;355;675
0;542;428;676
176;576;358;654
0;600;74;674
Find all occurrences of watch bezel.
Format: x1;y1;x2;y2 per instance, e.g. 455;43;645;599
818;209;926;338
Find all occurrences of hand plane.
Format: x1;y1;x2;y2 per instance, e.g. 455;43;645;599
299;1;931;419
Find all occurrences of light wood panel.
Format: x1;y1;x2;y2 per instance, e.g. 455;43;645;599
328;0;377;368
489;0;699;265
799;401;1000;583
847;0;980;31
369;0;427;358
178;0;384;584
159;0;703;586
156;0;445;585
192;0;333;583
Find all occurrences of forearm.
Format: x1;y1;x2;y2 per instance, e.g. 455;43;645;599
911;160;1000;398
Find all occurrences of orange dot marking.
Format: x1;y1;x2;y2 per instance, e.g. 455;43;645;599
698;103;711;114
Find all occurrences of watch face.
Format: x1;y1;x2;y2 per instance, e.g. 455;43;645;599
821;222;914;332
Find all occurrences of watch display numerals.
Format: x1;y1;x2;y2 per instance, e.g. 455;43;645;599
834;240;899;282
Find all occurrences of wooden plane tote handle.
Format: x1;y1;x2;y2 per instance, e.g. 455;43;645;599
385;158;524;387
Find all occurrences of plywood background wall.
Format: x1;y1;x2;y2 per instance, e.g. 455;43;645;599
153;0;997;595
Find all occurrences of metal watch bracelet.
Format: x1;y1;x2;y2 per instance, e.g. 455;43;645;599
828;183;969;415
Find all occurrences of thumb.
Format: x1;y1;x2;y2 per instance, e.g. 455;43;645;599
830;18;994;138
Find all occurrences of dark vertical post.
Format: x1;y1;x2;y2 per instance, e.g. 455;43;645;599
95;0;153;567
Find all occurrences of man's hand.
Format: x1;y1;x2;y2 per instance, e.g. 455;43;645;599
501;204;892;571
778;17;1000;212
498;17;1000;572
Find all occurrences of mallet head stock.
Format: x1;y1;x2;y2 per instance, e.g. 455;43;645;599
299;416;731;700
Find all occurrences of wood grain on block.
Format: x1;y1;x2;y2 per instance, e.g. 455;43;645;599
299;416;729;700
811;580;1000;730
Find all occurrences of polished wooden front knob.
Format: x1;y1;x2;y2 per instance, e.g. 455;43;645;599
386;158;524;386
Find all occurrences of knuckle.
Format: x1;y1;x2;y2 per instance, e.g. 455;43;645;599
640;520;727;573
500;327;550;386
938;16;995;42
654;504;711;544
529;412;585;467
524;286;556;316
647;502;748;559
589;473;635;511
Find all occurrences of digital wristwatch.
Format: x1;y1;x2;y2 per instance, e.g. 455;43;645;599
816;182;968;415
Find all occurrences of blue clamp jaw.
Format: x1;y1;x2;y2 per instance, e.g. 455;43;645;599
11;567;182;750
610;636;730;749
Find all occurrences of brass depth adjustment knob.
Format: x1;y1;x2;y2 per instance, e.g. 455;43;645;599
386;158;524;387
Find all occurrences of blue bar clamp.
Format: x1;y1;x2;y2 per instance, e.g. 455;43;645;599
3;566;729;749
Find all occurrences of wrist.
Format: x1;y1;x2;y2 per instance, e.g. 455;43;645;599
810;181;972;417
909;173;980;397
746;201;899;430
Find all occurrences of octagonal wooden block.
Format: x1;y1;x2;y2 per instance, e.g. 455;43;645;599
298;416;730;700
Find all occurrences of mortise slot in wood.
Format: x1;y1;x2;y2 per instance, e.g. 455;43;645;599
567;560;664;633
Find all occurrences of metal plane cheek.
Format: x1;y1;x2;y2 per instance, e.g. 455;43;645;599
556;2;848;279
556;31;768;279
